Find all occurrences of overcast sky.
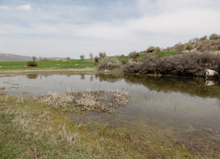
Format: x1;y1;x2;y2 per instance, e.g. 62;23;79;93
0;0;220;59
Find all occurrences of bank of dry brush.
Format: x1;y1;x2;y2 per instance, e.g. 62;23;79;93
123;52;220;76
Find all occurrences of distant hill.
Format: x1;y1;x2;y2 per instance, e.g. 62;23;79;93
0;53;64;62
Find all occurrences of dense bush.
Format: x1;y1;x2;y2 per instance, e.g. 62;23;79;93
146;46;155;53
123;53;220;76
98;58;121;70
26;61;38;67
200;35;207;41
209;33;220;40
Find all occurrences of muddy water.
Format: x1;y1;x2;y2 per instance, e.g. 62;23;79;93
1;73;220;133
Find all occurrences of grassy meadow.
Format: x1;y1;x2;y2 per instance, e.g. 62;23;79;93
0;59;98;70
0;52;178;71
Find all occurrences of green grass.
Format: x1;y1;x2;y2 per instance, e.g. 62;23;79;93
154;51;178;56
0;52;178;71
0;59;99;70
117;52;178;63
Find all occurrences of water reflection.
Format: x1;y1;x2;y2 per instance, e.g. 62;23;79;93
26;74;38;79
0;73;220;132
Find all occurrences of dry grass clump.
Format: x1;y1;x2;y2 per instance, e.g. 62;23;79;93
37;90;130;113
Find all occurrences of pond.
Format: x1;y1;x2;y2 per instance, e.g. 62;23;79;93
1;73;220;151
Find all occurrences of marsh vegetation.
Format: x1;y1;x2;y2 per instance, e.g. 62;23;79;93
1;73;220;158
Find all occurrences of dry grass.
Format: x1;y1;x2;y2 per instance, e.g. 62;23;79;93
36;90;130;113
1;94;219;158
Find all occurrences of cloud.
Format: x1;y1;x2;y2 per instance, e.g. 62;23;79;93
16;5;33;11
0;6;12;11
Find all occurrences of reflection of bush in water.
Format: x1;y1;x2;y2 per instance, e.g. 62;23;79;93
124;75;220;98
80;74;85;80
26;74;38;79
96;73;123;83
95;74;220;98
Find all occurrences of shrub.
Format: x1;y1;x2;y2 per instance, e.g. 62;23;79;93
175;42;184;54
123;63;141;74
129;51;139;62
94;56;99;62
200;35;207;41
121;59;129;65
123;52;220;76
217;46;220;50
98;58;121;70
186;45;192;52
146;46;155;53
197;44;210;52
26;61;38;67
209;33;219;40
155;47;161;52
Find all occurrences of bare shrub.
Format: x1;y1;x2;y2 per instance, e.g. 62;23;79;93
175;42;184;54
129;51;139;62
121;59;129;65
123;63;141;74
32;56;37;61
123;52;220;76
200;35;207;41
209;33;220;40
155;47;161;52
89;53;93;59
98;58;121;70
146;46;155;53
197;44;210;52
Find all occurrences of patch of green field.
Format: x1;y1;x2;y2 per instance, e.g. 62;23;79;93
154;51;178;56
117;52;177;63
0;59;99;70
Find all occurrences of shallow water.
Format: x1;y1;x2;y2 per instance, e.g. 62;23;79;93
1;73;220;133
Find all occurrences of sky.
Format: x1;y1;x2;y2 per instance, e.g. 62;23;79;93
0;0;220;59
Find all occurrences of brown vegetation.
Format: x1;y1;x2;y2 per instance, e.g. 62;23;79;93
123;52;220;76
37;90;130;113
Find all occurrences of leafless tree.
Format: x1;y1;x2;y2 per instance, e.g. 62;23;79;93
32;56;37;61
99;52;103;60
89;53;93;59
175;42;184;54
102;52;107;58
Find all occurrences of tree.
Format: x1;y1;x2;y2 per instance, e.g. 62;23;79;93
80;55;85;61
99;52;103;60
155;47;161;52
129;51;139;62
146;46;155;53
102;52;107;58
89;53;93;59
186;45;192;53
32;56;37;61
175;42;184;54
